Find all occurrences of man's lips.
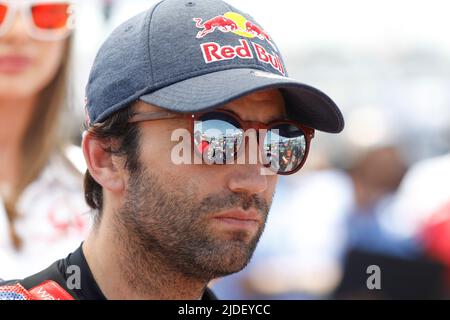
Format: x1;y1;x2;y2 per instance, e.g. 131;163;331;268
0;55;32;73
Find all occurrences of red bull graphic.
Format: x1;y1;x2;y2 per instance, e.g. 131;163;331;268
252;42;285;75
200;39;284;75
193;12;276;49
245;20;273;46
194;12;285;75
193;16;239;38
200;39;253;63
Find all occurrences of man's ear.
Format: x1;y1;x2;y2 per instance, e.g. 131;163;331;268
82;131;125;194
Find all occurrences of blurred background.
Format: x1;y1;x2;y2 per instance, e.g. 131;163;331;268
2;0;450;299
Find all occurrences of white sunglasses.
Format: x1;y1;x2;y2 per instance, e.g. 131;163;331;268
0;0;75;41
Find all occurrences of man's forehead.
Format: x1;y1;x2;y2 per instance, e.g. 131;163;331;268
132;100;164;113
133;89;286;120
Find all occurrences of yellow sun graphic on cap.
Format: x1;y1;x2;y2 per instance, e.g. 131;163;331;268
223;12;255;38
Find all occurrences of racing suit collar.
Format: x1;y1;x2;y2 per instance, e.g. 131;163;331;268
70;244;217;300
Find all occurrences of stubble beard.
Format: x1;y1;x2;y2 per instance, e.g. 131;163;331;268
114;166;272;292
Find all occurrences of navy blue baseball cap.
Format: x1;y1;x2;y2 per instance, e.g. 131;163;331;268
85;0;344;133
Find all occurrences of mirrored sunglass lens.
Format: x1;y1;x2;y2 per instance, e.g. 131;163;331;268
31;3;70;30
0;4;7;25
194;113;243;164
264;123;306;173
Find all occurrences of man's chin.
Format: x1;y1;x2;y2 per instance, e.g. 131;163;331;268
203;222;263;269
196;237;259;277
207;254;252;278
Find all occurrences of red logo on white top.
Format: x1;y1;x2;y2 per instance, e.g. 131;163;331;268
29;281;74;300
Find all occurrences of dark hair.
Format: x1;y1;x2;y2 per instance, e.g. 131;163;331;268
5;38;73;250
84;105;141;224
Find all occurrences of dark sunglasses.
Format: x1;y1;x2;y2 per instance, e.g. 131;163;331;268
128;108;315;175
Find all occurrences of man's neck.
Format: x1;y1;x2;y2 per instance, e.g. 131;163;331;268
82;216;208;300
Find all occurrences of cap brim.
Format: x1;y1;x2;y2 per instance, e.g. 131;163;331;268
139;68;344;133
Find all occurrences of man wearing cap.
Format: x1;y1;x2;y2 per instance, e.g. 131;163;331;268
0;0;343;300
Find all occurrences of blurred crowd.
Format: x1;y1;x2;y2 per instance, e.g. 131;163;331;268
1;0;449;299
212;147;450;299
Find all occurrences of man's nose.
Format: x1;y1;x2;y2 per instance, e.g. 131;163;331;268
227;128;270;196
226;165;268;196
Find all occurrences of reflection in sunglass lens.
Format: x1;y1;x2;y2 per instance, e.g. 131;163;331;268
263;123;306;174
0;4;7;25
194;113;243;164
31;4;70;30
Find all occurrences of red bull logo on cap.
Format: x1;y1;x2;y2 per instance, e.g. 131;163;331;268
193;15;239;38
193;12;285;75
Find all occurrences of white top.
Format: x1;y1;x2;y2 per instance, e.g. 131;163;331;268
386;153;450;239
0;147;91;280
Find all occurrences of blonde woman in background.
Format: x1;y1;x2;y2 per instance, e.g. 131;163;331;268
0;1;89;279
